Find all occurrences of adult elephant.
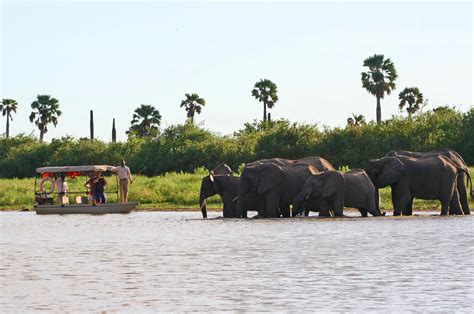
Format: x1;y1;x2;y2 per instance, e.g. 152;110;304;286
386;149;471;214
366;155;469;216
199;163;262;218
199;164;239;218
235;162;321;218
235;156;335;218
293;169;385;217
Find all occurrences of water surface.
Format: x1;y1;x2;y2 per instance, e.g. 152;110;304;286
1;211;473;312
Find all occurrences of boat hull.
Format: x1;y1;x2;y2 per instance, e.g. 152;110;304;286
35;202;138;215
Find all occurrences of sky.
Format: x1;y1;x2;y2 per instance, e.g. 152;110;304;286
1;1;472;142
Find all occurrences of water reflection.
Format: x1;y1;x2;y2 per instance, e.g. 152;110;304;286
1;212;472;311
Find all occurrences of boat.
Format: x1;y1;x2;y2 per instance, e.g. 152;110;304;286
34;165;138;215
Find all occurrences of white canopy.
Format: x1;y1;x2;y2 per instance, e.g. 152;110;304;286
36;165;116;174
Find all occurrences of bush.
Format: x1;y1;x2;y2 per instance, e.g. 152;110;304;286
0;107;472;178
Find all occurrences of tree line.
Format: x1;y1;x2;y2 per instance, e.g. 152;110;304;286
0;106;472;178
2;54;433;141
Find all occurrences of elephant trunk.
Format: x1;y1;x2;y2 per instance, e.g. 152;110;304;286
292;193;308;216
199;191;208;219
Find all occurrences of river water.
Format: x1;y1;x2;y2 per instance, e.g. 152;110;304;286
1;211;473;312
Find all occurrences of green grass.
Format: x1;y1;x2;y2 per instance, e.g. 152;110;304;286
1;167;473;211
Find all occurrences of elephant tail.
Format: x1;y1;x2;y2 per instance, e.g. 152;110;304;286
458;167;473;199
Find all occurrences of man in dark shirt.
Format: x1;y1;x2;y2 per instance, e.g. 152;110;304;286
94;175;107;204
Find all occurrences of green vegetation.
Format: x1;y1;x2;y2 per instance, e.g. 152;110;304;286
0;99;18;138
361;54;398;123
1;167;472;211
252;78;279;122
1;107;472;179
127;104;162;138
399;87;424;116
180;93;205;124
347;114;366;127
29;95;62;142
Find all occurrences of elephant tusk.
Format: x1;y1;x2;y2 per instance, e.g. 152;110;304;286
232;196;238;202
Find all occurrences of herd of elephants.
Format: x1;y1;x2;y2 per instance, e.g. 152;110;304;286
198;149;472;218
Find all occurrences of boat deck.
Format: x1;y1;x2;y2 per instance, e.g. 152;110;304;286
35;202;138;215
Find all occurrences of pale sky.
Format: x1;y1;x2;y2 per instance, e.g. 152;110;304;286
1;1;472;142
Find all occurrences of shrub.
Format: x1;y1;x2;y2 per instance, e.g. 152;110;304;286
0;107;472;178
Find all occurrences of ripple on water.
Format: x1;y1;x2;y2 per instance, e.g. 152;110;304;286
0;211;473;312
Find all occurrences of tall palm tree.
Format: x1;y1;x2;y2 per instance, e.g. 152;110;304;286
126;104;162;138
361;54;398;123
180;93;205;123
29;95;61;142
398;87;424;117
0;99;18;138
252;79;278;123
347;114;366;127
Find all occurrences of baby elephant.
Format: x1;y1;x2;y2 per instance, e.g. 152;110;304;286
293;169;384;217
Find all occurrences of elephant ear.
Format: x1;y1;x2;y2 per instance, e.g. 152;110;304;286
379;157;406;186
212;176;223;195
322;172;344;198
257;163;283;194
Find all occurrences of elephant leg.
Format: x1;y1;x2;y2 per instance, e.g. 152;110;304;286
440;200;450;215
457;173;470;215
281;205;291;218
222;195;236;218
304;208;310;216
402;198;414;216
441;181;458;216
333;194;344;217
364;193;383;216
392;185;410;216
358;208;368;217
264;190;281;218
318;198;332;217
449;188;463;215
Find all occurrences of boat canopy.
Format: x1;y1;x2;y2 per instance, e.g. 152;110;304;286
36;165;116;174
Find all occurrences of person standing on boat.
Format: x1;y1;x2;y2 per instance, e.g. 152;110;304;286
116;160;133;203
56;173;69;205
84;172;98;204
94;175;107;204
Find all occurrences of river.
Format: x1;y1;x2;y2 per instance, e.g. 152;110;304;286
1;211;473;312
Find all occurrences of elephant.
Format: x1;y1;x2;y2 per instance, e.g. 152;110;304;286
386;149;471;214
235;162;320;218
235;156;335;218
199;163;262;218
293;169;384;217
200;158;315;218
199;164;239;218
365;155;470;216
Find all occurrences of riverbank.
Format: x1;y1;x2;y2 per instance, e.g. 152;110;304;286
1;167;472;211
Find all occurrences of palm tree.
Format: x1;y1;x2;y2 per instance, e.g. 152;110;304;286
347;114;366;127
398;87;424;117
29;95;61;142
361;54;398;123
126;104;162;138
0;99;18;138
252;79;278;123
180;93;205;123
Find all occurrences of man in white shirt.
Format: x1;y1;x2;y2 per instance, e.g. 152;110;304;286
55;173;69;205
116;159;133;203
